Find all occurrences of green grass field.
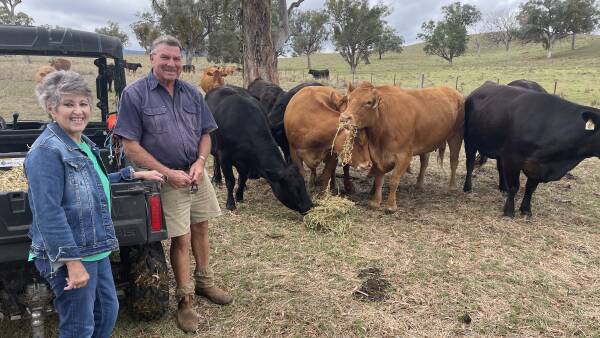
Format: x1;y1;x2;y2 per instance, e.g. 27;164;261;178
1;36;600;337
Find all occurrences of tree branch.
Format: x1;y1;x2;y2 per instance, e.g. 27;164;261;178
287;0;305;16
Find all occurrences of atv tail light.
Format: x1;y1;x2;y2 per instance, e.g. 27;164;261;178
148;194;163;232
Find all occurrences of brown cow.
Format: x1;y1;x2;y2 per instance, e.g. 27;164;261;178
340;82;464;213
50;58;71;71
285;86;372;193
34;66;56;83
222;65;241;75
199;67;227;93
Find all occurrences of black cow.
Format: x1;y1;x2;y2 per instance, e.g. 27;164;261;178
247;78;284;114
507;79;548;93
463;82;600;217
182;64;196;73
206;85;313;213
125;62;142;73
475;79;548;168
268;82;323;162
105;64;115;92
308;69;329;80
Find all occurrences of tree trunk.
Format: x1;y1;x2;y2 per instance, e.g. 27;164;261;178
185;49;194;66
546;36;554;58
505;40;510;52
242;0;279;87
571;33;576;50
307;53;311;69
378;51;382;60
476;40;481;57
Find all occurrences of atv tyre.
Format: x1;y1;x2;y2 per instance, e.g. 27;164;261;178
126;242;169;321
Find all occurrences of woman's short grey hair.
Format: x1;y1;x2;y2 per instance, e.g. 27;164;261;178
35;70;93;118
151;35;182;54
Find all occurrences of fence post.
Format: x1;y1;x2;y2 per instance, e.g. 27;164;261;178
336;72;339;83
370;73;373;83
554;81;557;94
455;76;459;90
393;73;396;86
420;74;425;88
496;78;500;84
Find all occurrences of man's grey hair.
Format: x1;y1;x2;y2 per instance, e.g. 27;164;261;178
35;70;93;118
151;35;182;54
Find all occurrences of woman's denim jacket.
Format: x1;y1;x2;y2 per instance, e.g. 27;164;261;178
25;122;135;263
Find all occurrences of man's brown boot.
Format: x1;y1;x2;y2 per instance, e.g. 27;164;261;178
195;267;233;305
175;283;203;333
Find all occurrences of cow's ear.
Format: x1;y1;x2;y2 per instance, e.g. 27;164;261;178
347;81;355;93
581;111;600;131
206;71;214;76
372;92;381;110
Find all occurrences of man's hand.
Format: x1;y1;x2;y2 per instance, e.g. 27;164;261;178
189;158;206;184
165;169;192;188
64;260;89;290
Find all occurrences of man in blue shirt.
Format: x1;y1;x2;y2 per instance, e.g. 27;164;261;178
114;35;232;333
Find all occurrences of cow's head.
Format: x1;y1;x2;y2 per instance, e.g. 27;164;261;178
265;164;313;214
339;81;381;128
333;128;372;171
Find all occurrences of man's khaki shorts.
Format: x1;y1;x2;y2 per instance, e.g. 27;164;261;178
160;170;221;238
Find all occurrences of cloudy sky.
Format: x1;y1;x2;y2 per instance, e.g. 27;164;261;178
18;0;527;51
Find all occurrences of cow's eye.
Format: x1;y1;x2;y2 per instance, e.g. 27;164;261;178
365;101;372;106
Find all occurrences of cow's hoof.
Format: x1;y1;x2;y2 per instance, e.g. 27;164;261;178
520;209;532;218
344;185;355;194
384;206;397;214
226;203;236;211
368;201;380;209
503;210;515;218
235;194;244;202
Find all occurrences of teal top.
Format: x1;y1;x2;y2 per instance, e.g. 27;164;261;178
28;141;112;262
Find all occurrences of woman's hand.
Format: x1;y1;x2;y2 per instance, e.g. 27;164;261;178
133;170;165;183
64;260;90;290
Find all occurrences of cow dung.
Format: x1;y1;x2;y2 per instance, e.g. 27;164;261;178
353;277;392;302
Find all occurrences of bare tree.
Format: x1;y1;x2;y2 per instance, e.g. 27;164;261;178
0;0;19;24
485;8;520;52
242;0;279;87
272;0;305;54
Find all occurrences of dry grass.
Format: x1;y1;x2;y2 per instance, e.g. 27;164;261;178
1;38;600;337
0;167;27;192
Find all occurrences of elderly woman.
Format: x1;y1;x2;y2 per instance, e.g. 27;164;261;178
25;70;163;338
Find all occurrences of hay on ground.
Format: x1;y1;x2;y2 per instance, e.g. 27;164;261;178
303;192;355;235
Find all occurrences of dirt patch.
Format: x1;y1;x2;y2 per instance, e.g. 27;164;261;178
353;267;392;302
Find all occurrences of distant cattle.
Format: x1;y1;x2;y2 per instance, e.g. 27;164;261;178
269;82;323;162
285;86;372;193
308;69;329;79
247;78;284;115
125;62;142;73
222;65;241;75
182;64;196;73
105;64;115;92
34;66;55;83
463;82;600;217
199;67;227;93
50;58;71;71
340;82;464;213
206;85;313;213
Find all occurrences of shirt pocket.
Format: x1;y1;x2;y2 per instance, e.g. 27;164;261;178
143;106;169;134
182;104;201;132
64;157;88;186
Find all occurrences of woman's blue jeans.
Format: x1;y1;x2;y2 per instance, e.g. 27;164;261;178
34;257;119;338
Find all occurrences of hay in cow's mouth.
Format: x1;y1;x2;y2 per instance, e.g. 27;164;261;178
332;121;358;167
0;167;28;192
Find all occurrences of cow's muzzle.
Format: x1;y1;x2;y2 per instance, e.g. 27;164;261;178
339;112;352;123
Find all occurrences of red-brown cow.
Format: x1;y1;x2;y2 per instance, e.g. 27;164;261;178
340;82;464;213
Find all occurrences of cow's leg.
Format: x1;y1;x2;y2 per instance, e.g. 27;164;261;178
384;153;412;213
463;142;477;192
369;167;385;209
447;134;463;189
343;165;354;194
416;153;430;189
290;147;307;177
235;170;248;203
519;178;539;217
496;158;507;193
220;157;237;211
501;159;521;218
318;155;338;193
211;153;223;186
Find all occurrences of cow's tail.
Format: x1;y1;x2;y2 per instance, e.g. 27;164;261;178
437;142;446;168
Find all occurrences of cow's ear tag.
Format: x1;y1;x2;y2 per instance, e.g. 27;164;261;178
585;118;595;131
